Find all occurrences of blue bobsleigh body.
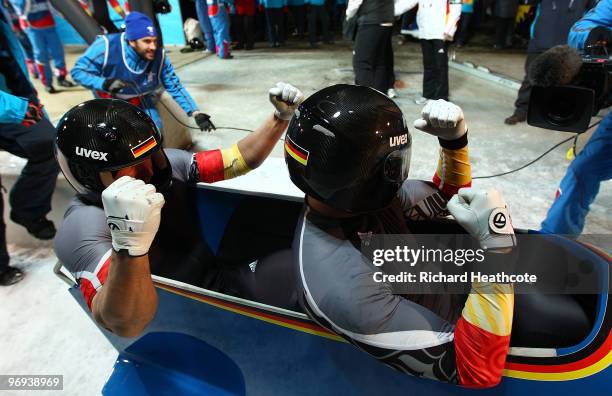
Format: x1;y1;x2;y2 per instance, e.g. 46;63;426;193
56;159;611;396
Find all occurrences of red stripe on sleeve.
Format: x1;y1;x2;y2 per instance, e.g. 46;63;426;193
454;317;511;388
79;257;111;311
432;173;471;198
97;259;111;287
80;279;97;310
195;150;225;183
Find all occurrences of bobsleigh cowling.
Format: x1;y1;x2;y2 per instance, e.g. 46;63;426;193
55;159;611;396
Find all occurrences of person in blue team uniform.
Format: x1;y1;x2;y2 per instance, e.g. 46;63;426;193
540;0;612;235
2;0;37;79
307;0;331;46
287;0;306;38
7;0;75;93
195;0;217;54
261;0;286;47
0;4;59;285
207;0;233;58
71;12;216;133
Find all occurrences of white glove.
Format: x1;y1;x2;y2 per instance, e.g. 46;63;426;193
413;99;467;140
447;188;516;251
269;82;304;121
101;176;165;257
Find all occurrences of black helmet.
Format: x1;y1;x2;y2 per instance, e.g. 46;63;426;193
55;99;171;194
285;84;411;214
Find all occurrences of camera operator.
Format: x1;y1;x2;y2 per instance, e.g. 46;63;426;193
540;0;611;235
504;0;596;125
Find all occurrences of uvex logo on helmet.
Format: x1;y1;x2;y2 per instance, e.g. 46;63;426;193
75;146;108;161
389;134;408;148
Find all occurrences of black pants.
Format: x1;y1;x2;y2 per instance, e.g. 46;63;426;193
455;12;472;45
420;39;448;100
235;14;255;49
308;5;331;44
265;8;285;45
290;5;307;36
495;17;514;47
513;52;541;117
353;24;394;93
332;4;346;32
0;118;59;271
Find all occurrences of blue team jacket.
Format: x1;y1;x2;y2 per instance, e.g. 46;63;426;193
71;32;200;115
0;10;30;124
261;0;287;9
569;0;612;50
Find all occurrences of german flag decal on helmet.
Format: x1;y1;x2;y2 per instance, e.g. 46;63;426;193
285;135;309;166
131;136;158;158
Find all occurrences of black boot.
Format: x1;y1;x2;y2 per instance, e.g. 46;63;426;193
0;267;24;286
57;77;76;88
10;214;56;240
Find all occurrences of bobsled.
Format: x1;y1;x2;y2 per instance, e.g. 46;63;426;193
55;159;610;396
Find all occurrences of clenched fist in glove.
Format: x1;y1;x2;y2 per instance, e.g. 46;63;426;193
102;176;165;257
413;99;467;140
103;79;128;94
269;82;304;120
447;188;516;251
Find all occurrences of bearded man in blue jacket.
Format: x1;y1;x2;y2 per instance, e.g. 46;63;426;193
71;12;216;133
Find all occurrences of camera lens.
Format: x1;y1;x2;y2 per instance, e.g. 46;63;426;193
546;95;578;125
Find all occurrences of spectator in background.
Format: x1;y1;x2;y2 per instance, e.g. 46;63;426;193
494;0;519;49
195;0;218;54
347;0;395;96
207;0;233;58
397;0;462;104
397;6;417;45
262;0;286;47
288;0;306;38
332;0;347;34
540;0;610;235
2;0;37;78
308;0;332;46
504;0;595;125
0;5;59;285
234;0;256;49
455;0;475;47
7;0;75;93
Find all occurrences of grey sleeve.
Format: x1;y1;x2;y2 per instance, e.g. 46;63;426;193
54;202;112;282
164;148;194;183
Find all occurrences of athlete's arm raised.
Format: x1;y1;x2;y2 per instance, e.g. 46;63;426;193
90;177;164;337
192;82;304;183
414;99;472;198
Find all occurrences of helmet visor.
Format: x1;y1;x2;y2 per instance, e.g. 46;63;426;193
383;146;411;184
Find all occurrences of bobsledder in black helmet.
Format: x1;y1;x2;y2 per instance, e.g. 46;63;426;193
284;84;411;214
55;99;172;195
